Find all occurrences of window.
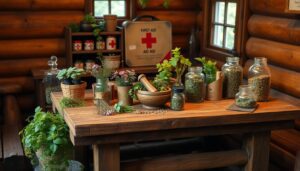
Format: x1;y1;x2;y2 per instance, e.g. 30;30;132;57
93;0;127;18
211;0;237;50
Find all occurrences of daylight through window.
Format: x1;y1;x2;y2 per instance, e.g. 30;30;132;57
94;0;126;17
211;0;237;50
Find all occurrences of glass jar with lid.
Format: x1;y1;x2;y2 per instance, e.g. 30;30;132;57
171;86;185;111
248;57;271;102
184;66;205;102
222;57;243;99
235;85;257;108
43;56;61;105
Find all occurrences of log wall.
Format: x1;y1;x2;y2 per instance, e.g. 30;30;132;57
247;0;300;97
0;0;85;111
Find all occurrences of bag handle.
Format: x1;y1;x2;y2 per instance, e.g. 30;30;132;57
132;15;159;22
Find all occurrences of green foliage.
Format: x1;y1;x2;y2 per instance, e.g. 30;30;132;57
195;57;217;84
112;70;136;86
83;14;96;24
20;107;72;170
56;67;85;81
91;64;112;79
128;82;145;100
114;102;134;113
152;60;173;91
138;0;170;8
60;97;85;109
68;23;80;32
92;20;105;40
170;48;192;85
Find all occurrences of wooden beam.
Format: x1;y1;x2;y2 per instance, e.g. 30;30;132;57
121;150;248;171
93;144;120;171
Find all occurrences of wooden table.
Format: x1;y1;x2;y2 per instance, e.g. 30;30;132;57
51;91;300;171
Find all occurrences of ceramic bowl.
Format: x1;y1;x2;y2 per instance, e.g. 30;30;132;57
137;89;171;109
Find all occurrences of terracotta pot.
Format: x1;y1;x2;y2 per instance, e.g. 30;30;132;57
137;89;171;109
117;86;133;106
104;15;117;32
61;82;86;100
103;55;120;70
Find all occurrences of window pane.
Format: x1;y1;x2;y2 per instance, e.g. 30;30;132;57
226;2;237;25
213;25;224;47
214;1;225;23
225;27;235;49
111;1;126;17
94;1;109;17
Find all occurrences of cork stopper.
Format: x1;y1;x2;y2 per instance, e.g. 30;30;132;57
138;74;158;92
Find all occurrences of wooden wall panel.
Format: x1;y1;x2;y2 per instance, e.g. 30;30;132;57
246;38;300;72
0;0;84;11
244;60;300;98
248;15;300;45
0;77;34;93
0;11;84;39
0;39;65;59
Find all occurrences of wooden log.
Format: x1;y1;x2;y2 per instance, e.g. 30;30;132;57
271;129;300;156
0;0;84;10
248;15;300;45
0;77;34;93
196;11;204;29
244;60;300;98
122;150;248;171
0;57;66;77
0;39;65;59
270;143;295;171
246;37;300;72
136;0;198;10
136;11;197;34
0;11;84;39
173;34;189;49
249;0;297;18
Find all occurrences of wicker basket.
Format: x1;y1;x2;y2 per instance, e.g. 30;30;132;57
61;82;87;99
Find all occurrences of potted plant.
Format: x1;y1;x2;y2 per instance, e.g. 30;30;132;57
80;14;96;32
101;53;121;70
138;0;170;8
57;67;86;99
91;64;112;104
20;107;74;170
112;70;136;106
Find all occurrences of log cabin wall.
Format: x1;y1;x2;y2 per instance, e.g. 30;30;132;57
245;0;300;98
0;0;85;112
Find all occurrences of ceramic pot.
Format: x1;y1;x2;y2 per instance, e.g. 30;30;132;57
80;21;93;32
61;82;86;100
137;89;171;109
102;55;120;70
117;86;133;106
104;15;117;32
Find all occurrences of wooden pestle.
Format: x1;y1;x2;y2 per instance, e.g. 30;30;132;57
138;74;158;92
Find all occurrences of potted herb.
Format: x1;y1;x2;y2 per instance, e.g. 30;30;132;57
57;67;86;99
112;70;136;106
80;14;96;32
20;107;73;170
60;97;85;109
138;0;170;8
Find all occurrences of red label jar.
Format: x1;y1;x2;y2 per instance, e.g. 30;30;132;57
73;40;82;51
106;36;117;50
84;40;95;51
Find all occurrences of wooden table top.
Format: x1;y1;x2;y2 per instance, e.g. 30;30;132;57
51;91;300;138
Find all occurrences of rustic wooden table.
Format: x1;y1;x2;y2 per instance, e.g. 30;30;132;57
51;91;300;171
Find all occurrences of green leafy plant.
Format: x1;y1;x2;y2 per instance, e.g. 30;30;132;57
114;102;134;113
68;23;80;32
128;82;146;100
20;107;72;170
60;97;85;109
153;59;173;91
83;14;96;24
195;57;217;84
92;20;105;40
57;67;85;85
170;48;192;85
138;0;170;8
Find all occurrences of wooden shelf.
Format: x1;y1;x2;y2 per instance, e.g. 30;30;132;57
72;49;121;54
72;31;121;36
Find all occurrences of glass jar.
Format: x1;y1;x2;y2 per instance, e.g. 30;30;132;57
235;85;257;108
171;86;185;111
185;66;205;102
84;40;94;51
93;78;111;104
43;56;61;105
248;57;271;102
222;57;243;99
106;36;117;50
73;40;82;51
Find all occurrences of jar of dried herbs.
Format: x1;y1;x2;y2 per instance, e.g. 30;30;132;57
171;86;185;111
222;57;243;99
248;57;271;102
184;67;205;102
235;85;256;108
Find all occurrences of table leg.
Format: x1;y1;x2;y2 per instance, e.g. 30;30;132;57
243;131;270;171
93;143;120;171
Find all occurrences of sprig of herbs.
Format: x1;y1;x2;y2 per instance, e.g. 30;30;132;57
195;57;217;84
114;102;134;113
60;97;85;109
170;48;192;85
128;82;145;100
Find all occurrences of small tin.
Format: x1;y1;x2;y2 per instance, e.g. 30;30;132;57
73;40;82;51
84;40;95;51
106;36;117;50
96;40;106;50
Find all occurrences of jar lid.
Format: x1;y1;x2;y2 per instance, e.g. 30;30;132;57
73;40;82;43
85;40;94;43
172;86;184;93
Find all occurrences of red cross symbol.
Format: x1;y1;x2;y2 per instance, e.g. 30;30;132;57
142;32;157;49
109;40;116;48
